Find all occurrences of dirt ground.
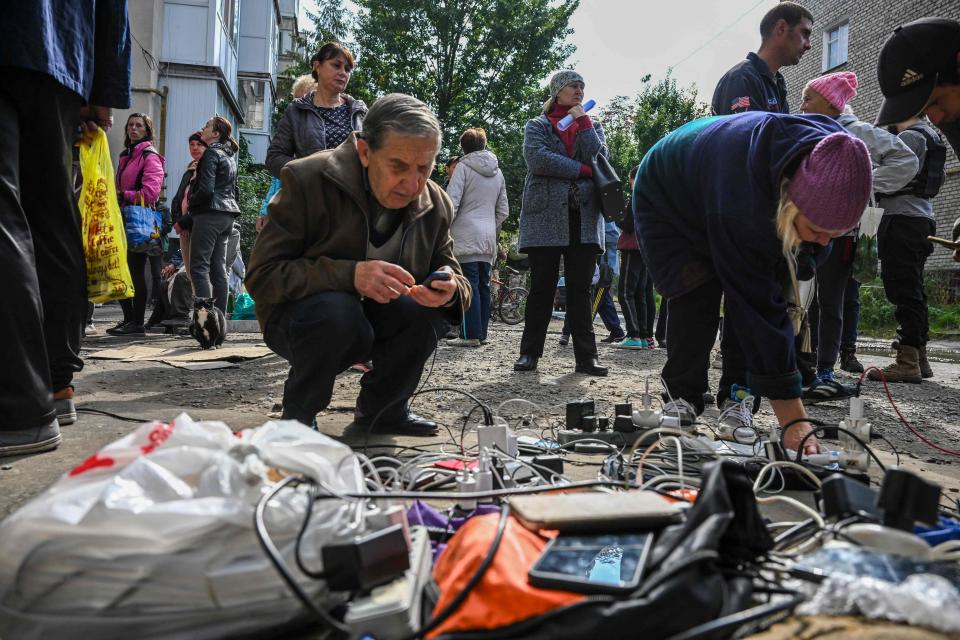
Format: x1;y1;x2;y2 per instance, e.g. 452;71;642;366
2;303;960;518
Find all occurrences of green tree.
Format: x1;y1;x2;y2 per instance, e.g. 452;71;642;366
349;0;580;233
236;136;272;260
597;73;709;182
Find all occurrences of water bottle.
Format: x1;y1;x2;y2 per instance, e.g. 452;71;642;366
557;98;596;131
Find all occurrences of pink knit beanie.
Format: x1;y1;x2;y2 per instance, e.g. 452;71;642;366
806;72;858;111
787;132;872;232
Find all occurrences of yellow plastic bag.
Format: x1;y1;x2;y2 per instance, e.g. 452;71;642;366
78;129;134;303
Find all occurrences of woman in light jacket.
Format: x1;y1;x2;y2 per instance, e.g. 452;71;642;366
108;112;167;335
446;127;509;347
514;70;608;376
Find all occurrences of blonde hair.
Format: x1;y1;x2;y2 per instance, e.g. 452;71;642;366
775;179;803;306
542;96;557;115
291;74;316;99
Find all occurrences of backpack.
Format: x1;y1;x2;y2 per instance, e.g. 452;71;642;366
894;125;946;199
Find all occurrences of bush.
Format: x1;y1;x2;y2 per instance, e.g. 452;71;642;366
857;275;960;339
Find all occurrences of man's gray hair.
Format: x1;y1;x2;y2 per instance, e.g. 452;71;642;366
362;93;442;150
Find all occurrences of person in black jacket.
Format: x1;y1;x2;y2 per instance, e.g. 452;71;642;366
712;2;813;115
265;42;367;178
169;131;207;276
176;116;240;313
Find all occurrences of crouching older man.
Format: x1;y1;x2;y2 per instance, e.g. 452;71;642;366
246;93;470;436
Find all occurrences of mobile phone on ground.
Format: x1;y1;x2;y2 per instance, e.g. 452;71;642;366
421;271;452;290
528;532;654;595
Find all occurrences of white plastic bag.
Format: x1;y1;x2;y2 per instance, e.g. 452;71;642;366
0;414;364;639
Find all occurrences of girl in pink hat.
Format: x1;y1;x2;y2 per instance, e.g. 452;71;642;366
800;72;919;399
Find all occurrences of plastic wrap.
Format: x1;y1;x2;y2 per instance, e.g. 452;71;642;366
0;414;365;639
797;573;960;633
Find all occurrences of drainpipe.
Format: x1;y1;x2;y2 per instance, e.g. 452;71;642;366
132;85;168;155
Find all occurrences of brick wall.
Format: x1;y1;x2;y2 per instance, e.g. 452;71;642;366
779;0;960;270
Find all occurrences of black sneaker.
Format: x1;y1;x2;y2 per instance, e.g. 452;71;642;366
352;411;438;436
114;323;146;335
601;332;626;343
105;320;130;335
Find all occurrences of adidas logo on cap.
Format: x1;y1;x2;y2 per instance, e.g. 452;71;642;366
900;68;924;87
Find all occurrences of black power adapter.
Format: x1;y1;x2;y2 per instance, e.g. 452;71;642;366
320;524;410;592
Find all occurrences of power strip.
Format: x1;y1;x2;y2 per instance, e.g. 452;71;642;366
557;428;646;447
344;525;431;639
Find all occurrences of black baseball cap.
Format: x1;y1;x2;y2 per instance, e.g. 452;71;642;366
875;18;960;126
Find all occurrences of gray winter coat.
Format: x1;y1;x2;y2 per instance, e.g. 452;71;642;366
265;92;367;177
447;150;509;264
518;115;607;251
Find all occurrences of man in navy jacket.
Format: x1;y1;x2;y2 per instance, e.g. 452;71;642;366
0;1;131;456
712;2;813;116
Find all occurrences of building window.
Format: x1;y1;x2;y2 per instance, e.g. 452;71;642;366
240;80;266;130
221;0;239;45
823;22;849;71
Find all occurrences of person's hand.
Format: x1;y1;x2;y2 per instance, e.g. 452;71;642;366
174;222;185;235
953;249;960;263
567;104;586;119
783;421;821;456
408;266;457;308
256;216;268;233
161;264;175;279
354;260;415;304
78;105;113;143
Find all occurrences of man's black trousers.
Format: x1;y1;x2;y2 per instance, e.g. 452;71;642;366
0;69;85;429
878;215;935;348
263;291;449;426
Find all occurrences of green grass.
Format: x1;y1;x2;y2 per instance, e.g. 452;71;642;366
858;276;960;339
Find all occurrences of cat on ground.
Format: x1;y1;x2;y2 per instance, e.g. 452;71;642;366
190;297;226;349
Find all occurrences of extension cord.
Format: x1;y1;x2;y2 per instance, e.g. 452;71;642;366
633;380;662;429
839;397;872;472
344;526;431;639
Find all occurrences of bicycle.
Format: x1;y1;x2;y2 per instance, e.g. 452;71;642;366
491;265;528;325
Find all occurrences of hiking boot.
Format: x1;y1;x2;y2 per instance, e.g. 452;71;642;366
53;387;76;426
662;398;697;427
447;338;481;347
868;345;922;384
919;345;933;379
718;395;757;443
614;337;647;349
0;419;62;456
601;331;626;343
839;347;864;374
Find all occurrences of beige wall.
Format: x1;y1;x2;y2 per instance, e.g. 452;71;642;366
108;0;165;172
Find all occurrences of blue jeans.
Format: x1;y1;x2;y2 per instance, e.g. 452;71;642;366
461;261;491;340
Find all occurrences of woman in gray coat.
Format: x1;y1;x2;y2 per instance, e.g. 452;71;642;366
514;70;608;376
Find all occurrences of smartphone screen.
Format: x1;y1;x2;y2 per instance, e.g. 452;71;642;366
529;533;653;594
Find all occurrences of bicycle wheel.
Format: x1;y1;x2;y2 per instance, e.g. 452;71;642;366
499;287;528;325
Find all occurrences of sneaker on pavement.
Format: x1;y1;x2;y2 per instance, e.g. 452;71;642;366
718;395;757;444
447;338;481;347
84;322;97;336
114;323;146;335
662;398;697;427
601;331;626;343
0;419;62;456
615;337;647;349
53;387;77;426
105;320;130;335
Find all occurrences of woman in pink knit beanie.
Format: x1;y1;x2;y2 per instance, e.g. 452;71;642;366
800;71;858;116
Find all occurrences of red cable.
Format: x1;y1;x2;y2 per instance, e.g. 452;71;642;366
860;366;960;457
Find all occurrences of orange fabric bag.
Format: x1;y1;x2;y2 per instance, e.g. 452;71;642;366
428;514;584;638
